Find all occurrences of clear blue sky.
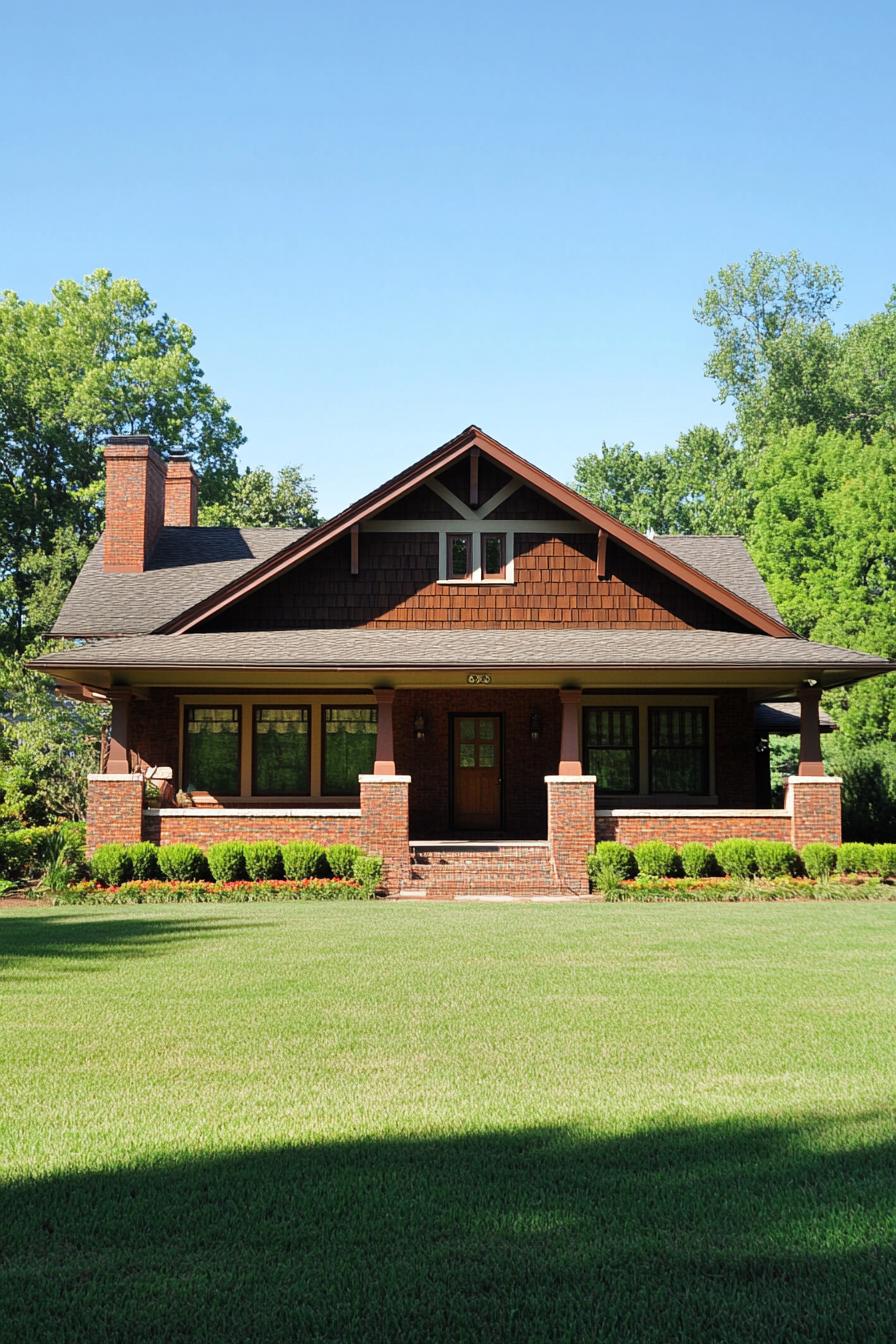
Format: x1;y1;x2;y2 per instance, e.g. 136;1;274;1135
3;0;895;514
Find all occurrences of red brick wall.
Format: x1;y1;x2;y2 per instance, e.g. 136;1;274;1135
359;776;410;891
714;691;758;807
786;777;842;846
129;691;180;777
198;533;743;633
164;461;199;527
86;775;145;855
547;778;595;894
597;813;791;845
144;810;363;847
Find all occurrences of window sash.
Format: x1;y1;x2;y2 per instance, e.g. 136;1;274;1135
447;533;472;579
184;705;241;796
252;705;310;796
583;707;638;794
648;707;709;795
482;533;505;578
322;705;378;795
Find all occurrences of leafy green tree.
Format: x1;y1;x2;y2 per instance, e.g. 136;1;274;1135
572;426;749;535
198;466;321;529
0;270;244;652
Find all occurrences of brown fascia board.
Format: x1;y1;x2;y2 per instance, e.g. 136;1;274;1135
160;426;795;638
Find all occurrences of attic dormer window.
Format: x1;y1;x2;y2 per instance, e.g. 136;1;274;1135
440;531;513;583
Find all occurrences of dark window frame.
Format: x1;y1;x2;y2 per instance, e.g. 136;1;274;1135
251;704;311;797
482;532;506;579
582;705;639;795
648;706;710;796
183;703;242;797
321;704;378;797
446;532;473;580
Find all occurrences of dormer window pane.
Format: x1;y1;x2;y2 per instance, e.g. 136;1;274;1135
448;534;472;579
483;533;505;578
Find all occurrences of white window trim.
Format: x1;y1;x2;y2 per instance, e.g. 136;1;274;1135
438;529;515;584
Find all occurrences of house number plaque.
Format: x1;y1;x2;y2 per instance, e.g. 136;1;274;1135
466;673;492;685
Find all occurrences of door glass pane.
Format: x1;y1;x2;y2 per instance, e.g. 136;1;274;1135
460;718;475;741
479;743;495;767
478;718;495;739
459;744;476;767
253;706;309;795
323;706;377;794
184;706;240;795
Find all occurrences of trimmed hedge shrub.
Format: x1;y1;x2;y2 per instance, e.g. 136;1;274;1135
801;843;837;879
243;842;283;880
873;843;896;877
633;841;678;878
325;843;363;879
0;823;85;881
589;841;636;880
836;842;876;874
90;842;133;887
0;831;32;880
352;853;384;895
127;841;160;880
282;840;327;880
206;841;247;883
713;838;757;879
754;841;800;879
679;842;714;878
157;843;208;881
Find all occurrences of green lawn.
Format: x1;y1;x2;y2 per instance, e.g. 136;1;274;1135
1;902;895;1343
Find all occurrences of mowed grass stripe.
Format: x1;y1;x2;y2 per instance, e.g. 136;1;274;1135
1;903;894;1342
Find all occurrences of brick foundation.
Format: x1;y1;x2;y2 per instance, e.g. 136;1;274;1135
597;812;792;847
86;775;145;856
546;776;596;895
785;775;842;846
144;810;363;849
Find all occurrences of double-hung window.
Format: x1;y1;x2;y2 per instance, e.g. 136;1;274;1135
583;707;638;794
648;707;709;795
184;706;240;795
252;706;310;796
322;706;378;795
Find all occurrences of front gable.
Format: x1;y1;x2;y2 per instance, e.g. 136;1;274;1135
167;428;793;637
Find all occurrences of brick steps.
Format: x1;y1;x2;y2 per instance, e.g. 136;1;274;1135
405;841;571;899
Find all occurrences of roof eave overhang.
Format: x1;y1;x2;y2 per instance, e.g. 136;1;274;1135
157;427;795;639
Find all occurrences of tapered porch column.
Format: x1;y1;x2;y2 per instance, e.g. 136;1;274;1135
797;685;824;776
373;689;396;775
558;689;583;776
106;691;132;773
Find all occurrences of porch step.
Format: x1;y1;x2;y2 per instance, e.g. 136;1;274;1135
407;841;570;899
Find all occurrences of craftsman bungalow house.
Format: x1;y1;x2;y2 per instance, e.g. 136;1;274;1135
32;427;893;896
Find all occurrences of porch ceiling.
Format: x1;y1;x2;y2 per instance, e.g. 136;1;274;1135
30;628;894;700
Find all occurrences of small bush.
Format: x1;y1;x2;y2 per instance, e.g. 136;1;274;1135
873;843;896;877
588;841;636;881
352;853;383;895
633;841;678;878
679;842;714;878
801;843;837;879
282;840;327;880
126;841;159;880
90;842;133;886
0;831;31;881
325;843;363;879
243;842;283;880
157;843;208;881
206;841;246;883
713;838;757;879
754;841;800;879
836;842;876;874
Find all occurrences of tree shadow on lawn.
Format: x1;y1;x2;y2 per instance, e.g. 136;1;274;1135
0;911;255;980
1;1114;894;1343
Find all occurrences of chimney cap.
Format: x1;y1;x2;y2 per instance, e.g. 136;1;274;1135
166;444;193;461
106;433;154;447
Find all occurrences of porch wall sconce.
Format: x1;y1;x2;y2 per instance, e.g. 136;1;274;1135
414;712;426;740
529;710;542;742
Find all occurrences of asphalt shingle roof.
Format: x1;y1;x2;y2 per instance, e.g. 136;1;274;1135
31;628;893;675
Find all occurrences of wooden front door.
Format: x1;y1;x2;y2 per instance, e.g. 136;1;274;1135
452;715;502;830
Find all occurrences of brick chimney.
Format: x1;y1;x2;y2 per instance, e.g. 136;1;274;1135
103;436;167;572
163;446;200;527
